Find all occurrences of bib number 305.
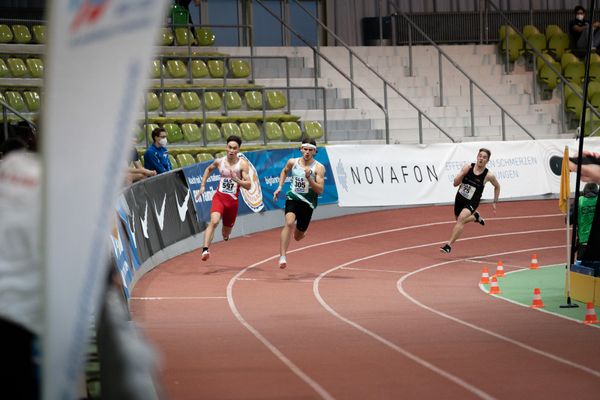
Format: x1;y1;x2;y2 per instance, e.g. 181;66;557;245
292;176;309;194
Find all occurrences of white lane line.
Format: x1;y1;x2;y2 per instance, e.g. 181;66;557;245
397;247;600;378
130;296;227;300
340;267;409;274
464;258;526;270
226;214;563;399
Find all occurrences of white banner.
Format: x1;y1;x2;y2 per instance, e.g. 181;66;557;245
41;1;168;398
328;139;600;207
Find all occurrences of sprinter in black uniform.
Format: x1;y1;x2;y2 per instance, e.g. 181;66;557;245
440;148;500;254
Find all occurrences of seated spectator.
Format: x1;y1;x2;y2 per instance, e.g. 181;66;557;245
127;146;156;184
143;127;172;175
569;5;600;54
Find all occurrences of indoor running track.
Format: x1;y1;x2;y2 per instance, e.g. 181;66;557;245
130;199;600;400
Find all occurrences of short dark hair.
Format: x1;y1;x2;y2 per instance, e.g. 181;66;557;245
226;135;242;147
151;127;166;141
583;182;598;197
478;148;491;159
575;5;586;14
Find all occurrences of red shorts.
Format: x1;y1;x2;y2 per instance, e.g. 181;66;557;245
211;190;239;228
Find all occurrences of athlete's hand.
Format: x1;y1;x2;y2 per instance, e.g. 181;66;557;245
570;150;600;183
304;167;311;178
199;185;205;195
273;187;281;201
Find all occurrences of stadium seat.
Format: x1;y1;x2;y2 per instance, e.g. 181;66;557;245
240;122;261;142
203;92;222;111
524;33;546;68
563;61;584;84
264;121;283;140
0;59;8;77
523;24;540;38
7;58;28;78
303;121;324;140
536;52;555;72
223;91;242;110
22;91;40;112
266;90;287;109
587;81;600;100
175;27;195;45
196;27;215;46
25;58;43;78
11;25;31;44
545;24;564;41
146;92;160;111
176;153;196;167
281;121;302;141
190;59;209;78
197;153;214;163
221;122;241;139
561;52;579;70
166;59;188;78
159;28;174;46
32;25;46;44
164;123;184;143
229;59;250;78
159;91;181;111
538;61;561;99
0;24;13;43
207;60;225;78
244;91;263;110
182;123;202;142
168;154;178;169
181;91;201;110
499;34;523;63
590;53;600;64
5;91;26;112
547;33;570;60
150;59;165;79
498;25;515;40
201;122;222;142
214;151;227;159
143;123;159;142
563;82;582;102
565;93;583;123
589;62;600;82
590;91;600;111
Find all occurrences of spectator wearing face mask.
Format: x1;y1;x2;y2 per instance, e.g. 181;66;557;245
569;5;600;53
143;127;172;174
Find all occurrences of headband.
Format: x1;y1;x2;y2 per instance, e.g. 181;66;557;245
301;143;317;150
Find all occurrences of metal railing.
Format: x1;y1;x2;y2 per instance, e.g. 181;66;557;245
1;98;37;142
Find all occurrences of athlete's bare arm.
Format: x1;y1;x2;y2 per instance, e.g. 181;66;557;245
233;159;252;190
453;164;470;187
273;158;294;200
199;159;220;195
486;172;501;212
308;163;325;195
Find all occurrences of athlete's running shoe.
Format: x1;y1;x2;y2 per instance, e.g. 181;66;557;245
201;249;210;261
474;211;485;226
279;256;287;269
440;244;452;254
222;234;229;241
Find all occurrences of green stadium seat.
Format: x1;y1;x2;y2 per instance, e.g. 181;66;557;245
166;59;188;78
150;59;165;79
0;24;13;43
590;91;600;111
196;27;215;46
547;33;570;60
190;59;209;78
565;93;583;128
563;61;584;84
214;151;227;159
245;91;263;110
25;58;43;78
207;60;224;78
22;91;40;112
266;90;287;109
168;154;178;169
7;58;28;78
536;52;555;72
11;25;31;44
201;122;222;142
563;82;582;102
160;92;181;111
587;81;600;100
303;121;324;140
498;25;515;40
176;153;196;167
524;33;546;56
203;92;222;111
264;121;283;140
197;153;214;163
240;122;261;142
545;24;564;41
281;121;302;141
164;123;184;143
538;61;561;99
5;91;26;112
229;59;250;78
182;123;202;142
221;122;241;139
0;59;8;77
499;34;523;63
583;113;600;136
159;27;174;46
561;52;579;70
223;91;242;110
181;91;201;110
144;123;159;142
591;53;600;64
523;25;540;38
590;62;600;82
175;27;195;45
146;92;160;111
32;25;46;44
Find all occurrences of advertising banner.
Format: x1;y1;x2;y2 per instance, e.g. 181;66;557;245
41;1;169;398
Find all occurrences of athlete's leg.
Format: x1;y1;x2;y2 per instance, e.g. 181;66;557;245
280;212;297;257
221;201;238;241
448;208;474;245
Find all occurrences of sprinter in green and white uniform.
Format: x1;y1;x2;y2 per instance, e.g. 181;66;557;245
273;138;325;269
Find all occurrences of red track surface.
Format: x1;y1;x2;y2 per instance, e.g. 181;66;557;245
130;200;600;399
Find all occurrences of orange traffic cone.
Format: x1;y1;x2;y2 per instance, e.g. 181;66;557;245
495;261;505;277
530;288;544;308
480;267;490;284
530;254;539;270
584;302;599;324
489;276;501;294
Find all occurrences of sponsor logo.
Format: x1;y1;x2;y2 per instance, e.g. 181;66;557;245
69;0;111;33
239;154;264;212
176;189;190;222
336;159;348;192
140;202;149;239
153;194;166;231
128;210;137;248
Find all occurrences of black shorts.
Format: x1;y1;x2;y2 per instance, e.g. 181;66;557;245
454;193;479;218
285;199;314;232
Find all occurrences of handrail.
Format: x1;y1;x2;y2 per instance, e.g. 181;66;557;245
255;0;393;143
291;0;455;144
485;0;600;135
390;1;536;141
0;99;38;141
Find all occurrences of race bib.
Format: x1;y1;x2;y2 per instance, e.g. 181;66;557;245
219;177;238;194
292;176;309;194
458;183;475;200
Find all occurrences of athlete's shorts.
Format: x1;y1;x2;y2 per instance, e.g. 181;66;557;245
454;193;479;218
285;199;314;232
211;191;239;228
